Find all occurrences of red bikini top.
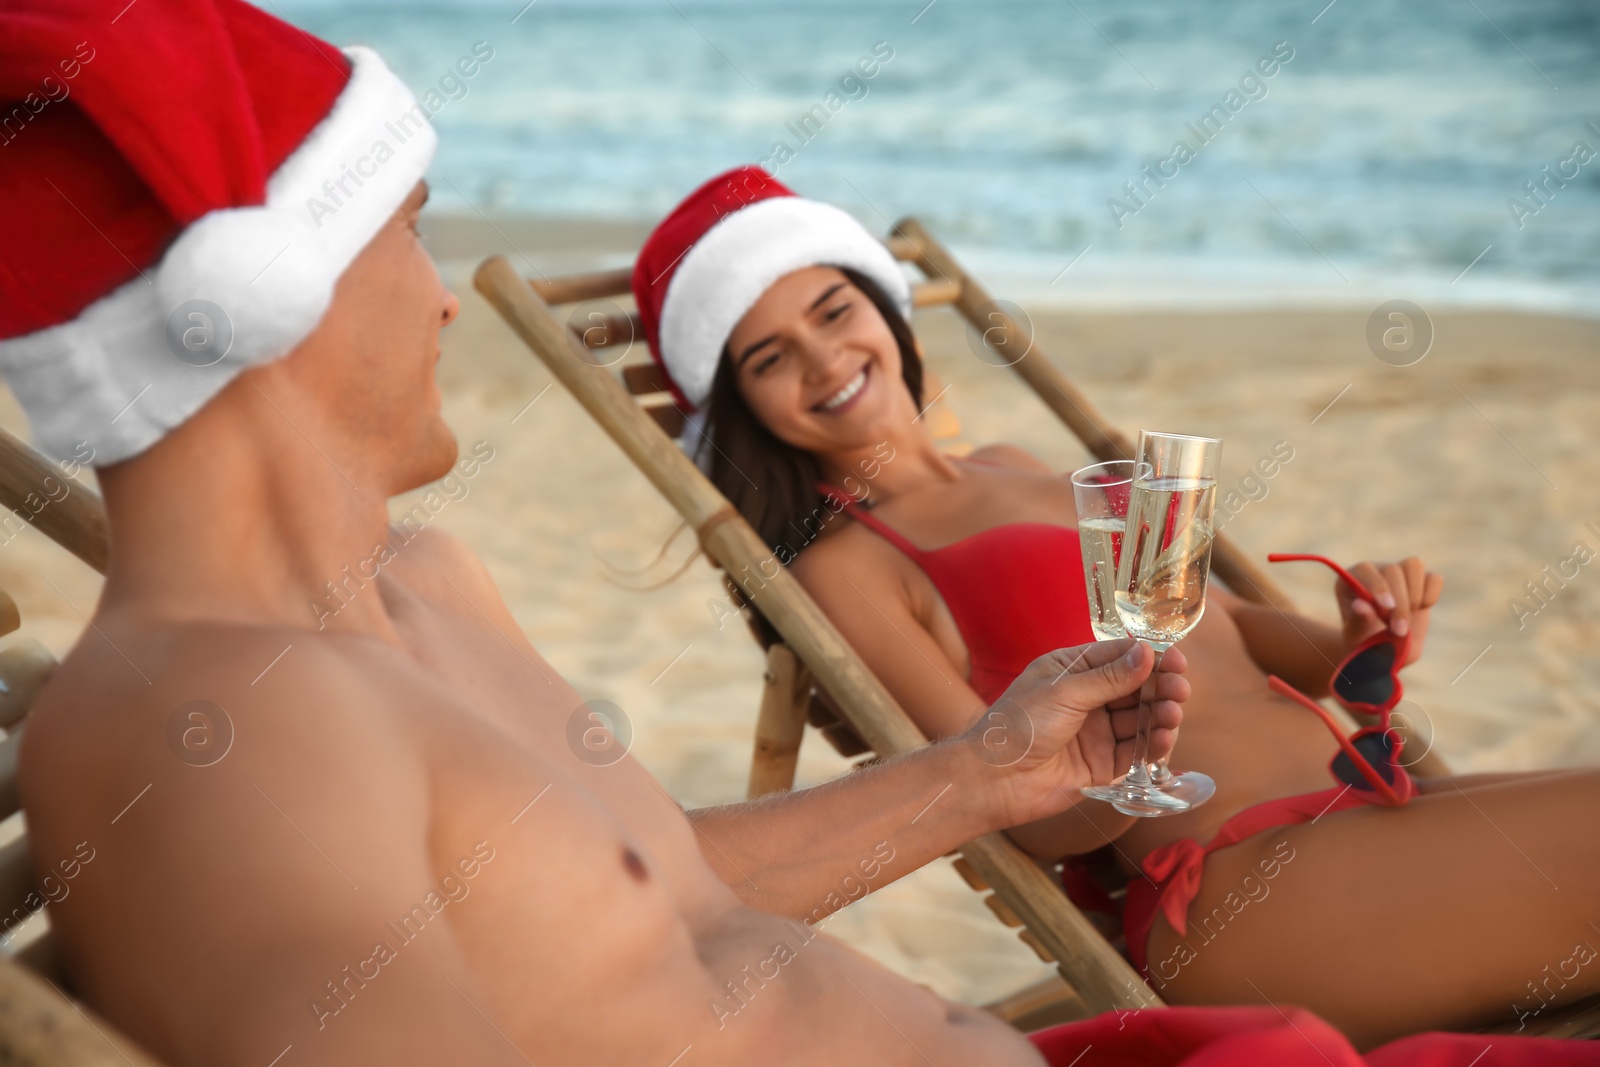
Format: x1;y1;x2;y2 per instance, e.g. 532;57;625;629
819;478;1096;705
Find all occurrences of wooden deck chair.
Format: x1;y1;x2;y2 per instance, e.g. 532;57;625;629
474;218;1600;1033
0;431;166;1065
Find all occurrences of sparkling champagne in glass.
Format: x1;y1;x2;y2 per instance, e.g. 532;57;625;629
1070;461;1134;642
1081;432;1220;817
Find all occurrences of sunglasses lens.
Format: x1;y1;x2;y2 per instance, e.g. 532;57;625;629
1333;641;1398;708
1333;730;1399;791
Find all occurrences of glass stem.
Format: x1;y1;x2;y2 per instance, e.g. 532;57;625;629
1124;643;1166;787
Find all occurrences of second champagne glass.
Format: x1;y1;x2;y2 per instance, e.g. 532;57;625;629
1079;432;1220;817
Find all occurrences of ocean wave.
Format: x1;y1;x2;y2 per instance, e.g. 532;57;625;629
294;0;1600;309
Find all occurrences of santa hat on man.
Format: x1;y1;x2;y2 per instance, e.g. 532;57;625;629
631;166;911;412
0;0;436;463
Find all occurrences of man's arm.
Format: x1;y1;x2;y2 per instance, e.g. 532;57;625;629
688;641;1186;918
790;534;1145;862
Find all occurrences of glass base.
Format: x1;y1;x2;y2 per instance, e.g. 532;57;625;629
1081;770;1216;818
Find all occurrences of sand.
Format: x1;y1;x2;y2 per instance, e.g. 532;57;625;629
0;213;1595;1007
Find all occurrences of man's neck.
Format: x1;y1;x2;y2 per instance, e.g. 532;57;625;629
94;375;404;643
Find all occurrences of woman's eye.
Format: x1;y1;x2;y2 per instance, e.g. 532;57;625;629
753;352;781;376
823;302;852;323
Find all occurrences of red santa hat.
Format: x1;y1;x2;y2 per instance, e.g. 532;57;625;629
0;0;436;463
632;166;911;412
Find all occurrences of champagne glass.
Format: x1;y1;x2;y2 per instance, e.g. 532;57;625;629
1078;432;1220;817
1071;460;1211;804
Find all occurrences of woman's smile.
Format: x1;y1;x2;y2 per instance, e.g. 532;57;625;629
812;361;872;415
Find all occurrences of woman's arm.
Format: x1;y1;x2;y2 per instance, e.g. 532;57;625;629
1221;558;1443;697
1217;586;1346;697
792;535;1138;859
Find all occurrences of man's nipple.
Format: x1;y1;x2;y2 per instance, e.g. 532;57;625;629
622;846;650;883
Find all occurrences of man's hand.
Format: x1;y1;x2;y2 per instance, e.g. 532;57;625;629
961;640;1189;828
1338;558;1442;667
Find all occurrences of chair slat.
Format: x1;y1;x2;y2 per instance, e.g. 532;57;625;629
984;893;1024;928
0;835;37;932
0;428;110;575
0;726;22;823
0;953;166;1066
529;267;633;305
10;926;66;986
571;279;958;358
527;238;917;308
911;278;962;308
0;639;57;732
1484;992;1600;1039
644;403;686;439
623;363;671;396
0;591;19;640
570;312;639;351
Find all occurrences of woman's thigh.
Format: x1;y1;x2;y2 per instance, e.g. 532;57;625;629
1144;769;1600;1048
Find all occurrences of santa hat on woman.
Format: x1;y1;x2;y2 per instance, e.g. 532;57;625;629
631;166;911;412
0;0;436;463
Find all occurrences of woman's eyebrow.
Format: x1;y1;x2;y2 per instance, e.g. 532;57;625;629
736;334;779;366
737;283;851;366
808;282;848;312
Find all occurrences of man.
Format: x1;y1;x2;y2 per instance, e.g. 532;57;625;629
1;3;1189;1064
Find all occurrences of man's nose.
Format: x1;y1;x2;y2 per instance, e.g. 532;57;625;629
441;288;460;327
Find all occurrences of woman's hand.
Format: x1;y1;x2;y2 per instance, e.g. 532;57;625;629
1338;558;1443;667
963;640;1189;828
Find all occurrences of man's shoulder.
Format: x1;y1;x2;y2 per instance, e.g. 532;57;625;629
383;522;501;603
21;617;424;815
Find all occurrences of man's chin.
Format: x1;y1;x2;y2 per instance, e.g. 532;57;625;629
391;421;460;495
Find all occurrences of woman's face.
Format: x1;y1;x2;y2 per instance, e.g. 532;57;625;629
724;266;917;454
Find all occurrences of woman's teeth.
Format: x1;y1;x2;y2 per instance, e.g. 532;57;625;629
818;369;867;411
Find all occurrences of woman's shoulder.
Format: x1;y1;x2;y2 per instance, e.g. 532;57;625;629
789;513;914;593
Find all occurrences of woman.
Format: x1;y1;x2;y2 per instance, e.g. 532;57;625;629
630;166;1600;1046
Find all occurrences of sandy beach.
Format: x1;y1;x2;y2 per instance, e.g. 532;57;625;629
1;214;1595;1008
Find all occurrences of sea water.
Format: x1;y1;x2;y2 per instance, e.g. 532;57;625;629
284;0;1600;315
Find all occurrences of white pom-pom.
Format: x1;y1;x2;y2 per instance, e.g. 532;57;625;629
156;206;337;366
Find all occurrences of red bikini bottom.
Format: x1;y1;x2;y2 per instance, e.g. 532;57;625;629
1029;1005;1600;1065
1122;776;1411;978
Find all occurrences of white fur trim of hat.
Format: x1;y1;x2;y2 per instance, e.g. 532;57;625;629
0;46;435;464
656;197;911;409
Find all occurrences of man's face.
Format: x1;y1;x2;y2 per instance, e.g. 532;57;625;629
278;181;460;495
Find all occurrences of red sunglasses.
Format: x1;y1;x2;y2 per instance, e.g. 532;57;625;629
1264;553;1415;806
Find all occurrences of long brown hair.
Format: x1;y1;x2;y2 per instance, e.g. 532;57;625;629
697;267;923;568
